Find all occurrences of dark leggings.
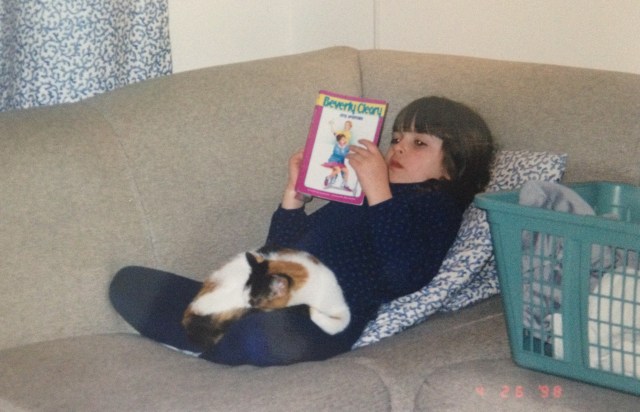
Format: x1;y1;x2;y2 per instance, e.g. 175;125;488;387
109;266;362;366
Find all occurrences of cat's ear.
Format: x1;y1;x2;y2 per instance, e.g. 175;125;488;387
245;252;263;269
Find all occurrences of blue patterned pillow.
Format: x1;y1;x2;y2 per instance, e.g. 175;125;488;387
353;150;568;348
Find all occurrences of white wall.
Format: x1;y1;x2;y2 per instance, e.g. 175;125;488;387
168;0;640;74
376;0;640;74
168;0;374;73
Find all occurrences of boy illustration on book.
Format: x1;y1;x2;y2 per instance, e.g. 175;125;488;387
322;132;352;192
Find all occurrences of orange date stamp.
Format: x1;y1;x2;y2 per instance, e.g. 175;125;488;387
475;384;564;400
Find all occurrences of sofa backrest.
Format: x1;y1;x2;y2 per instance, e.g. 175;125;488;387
0;47;362;350
88;47;362;277
359;49;640;185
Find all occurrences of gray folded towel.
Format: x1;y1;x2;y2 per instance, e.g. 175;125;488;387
519;180;594;215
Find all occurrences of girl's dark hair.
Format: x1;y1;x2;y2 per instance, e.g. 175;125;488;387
393;96;495;207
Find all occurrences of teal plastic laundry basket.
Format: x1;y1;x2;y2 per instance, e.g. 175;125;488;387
475;181;640;395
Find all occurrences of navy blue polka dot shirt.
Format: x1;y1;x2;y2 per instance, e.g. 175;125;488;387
265;182;464;333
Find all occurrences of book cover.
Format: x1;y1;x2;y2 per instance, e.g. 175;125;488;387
295;90;388;205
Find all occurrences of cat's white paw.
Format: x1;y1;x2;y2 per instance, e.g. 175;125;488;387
309;307;351;335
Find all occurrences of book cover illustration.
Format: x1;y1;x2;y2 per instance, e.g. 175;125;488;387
295;90;388;205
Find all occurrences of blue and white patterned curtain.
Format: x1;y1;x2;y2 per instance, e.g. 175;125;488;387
0;0;172;112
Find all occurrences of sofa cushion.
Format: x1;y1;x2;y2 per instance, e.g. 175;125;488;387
350;296;636;411
0;334;390;412
0;104;156;350
417;358;640;410
350;296;511;411
355;150;567;347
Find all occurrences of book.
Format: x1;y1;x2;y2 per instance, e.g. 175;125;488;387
295;90;388;205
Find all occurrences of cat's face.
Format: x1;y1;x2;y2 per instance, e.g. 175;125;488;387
244;252;295;309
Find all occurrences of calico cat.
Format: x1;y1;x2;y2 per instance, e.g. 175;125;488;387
182;246;351;349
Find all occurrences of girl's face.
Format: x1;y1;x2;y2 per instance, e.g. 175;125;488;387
385;131;448;184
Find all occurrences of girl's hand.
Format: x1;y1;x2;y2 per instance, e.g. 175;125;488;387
286;148;304;191
281;148;306;209
347;140;392;205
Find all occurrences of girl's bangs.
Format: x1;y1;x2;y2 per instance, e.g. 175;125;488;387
393;104;450;138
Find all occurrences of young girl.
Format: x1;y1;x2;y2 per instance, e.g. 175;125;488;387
109;96;495;366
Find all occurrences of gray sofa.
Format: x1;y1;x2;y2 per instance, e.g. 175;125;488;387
1;47;639;411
